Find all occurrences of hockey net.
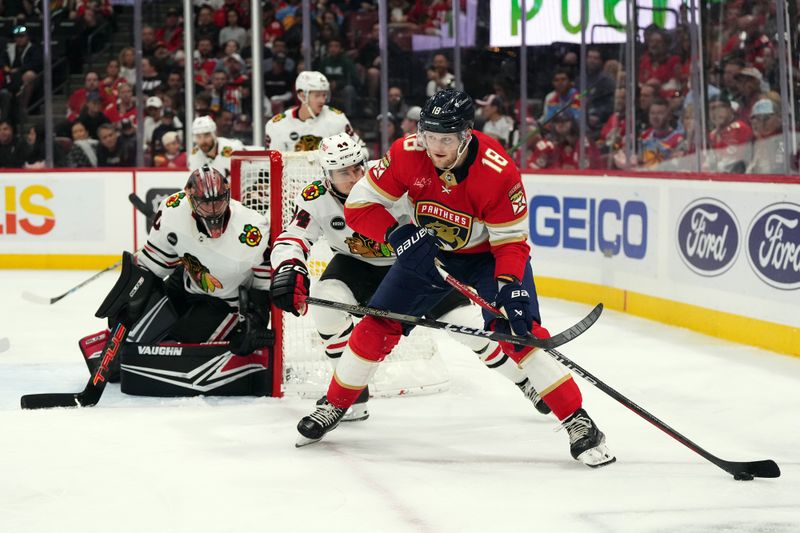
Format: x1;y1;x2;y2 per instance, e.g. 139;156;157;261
231;150;449;398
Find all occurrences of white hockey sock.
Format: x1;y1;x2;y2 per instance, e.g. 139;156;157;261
333;345;380;391
476;342;527;385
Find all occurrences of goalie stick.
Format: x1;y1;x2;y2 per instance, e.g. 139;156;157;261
305;296;602;351
129;193;155;218
20;322;127;409
22;258;124;305
434;262;780;480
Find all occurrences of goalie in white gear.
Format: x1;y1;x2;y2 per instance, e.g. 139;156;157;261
270;133;550;422
189;115;245;177
264;71;363;152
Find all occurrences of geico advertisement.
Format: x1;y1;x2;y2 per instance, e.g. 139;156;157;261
523;177;656;276
0;177;104;241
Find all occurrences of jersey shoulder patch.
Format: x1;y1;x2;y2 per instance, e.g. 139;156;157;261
329;106;343;115
301;180;327;201
271;113;286;123
239;223;263;247
165;191;186;208
191;147;199;155
221;145;233;157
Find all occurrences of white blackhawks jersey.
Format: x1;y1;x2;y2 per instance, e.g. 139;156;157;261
271;171;411;268
188;136;245;177
138;191;271;306
264;105;361;152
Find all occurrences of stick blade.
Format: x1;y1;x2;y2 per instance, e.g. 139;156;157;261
540;303;604;349
21;393;81;409
725;459;781;479
21;291;54;305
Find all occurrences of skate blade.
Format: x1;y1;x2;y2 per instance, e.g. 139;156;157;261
341;405;369;423
295;434;323;448
576;443;616;468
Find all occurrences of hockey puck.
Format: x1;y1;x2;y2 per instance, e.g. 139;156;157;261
733;472;755;481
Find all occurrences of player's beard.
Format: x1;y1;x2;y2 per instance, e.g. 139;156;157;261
429;150;458;170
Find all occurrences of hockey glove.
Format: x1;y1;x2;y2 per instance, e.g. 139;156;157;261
230;287;274;355
387;223;440;279
271;259;310;316
494;280;533;338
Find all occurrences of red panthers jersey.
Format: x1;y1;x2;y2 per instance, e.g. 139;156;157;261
344;131;531;281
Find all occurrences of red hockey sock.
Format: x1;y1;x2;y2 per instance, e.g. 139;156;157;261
327;378;367;409
541;375;582;421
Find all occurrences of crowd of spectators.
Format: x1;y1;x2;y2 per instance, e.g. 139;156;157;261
0;0;796;173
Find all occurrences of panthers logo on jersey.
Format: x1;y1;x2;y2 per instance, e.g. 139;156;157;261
239;224;262;247
301;180;327;201
166;192;185;208
415;200;473;250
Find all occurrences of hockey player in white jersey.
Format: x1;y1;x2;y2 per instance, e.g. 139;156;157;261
269;133;550;422
189;115;245;177
264;71;362;152
78;165;273;387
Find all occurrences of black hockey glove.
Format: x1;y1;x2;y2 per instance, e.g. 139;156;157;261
494;280;533;338
271;259;310;316
230;288;274;355
387;223;440;279
95;251;161;327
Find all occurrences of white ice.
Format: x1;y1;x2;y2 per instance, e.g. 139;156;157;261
0;269;798;533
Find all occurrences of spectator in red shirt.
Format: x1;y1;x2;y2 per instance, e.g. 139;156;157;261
100;58;126;101
104;82;136;125
214;0;250;29
193;37;218;89
708;94;753;173
263;3;284;46
596;87;627;168
67;71;109;122
153;130;187;168
527;115;597;170
155;7;184;52
75;0;112;19
721;15;774;74
638;27;681;86
638;96;684;169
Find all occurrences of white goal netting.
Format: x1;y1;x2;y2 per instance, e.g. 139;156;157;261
231;150;449;398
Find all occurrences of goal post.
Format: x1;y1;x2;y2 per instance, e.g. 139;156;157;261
230;150;450;399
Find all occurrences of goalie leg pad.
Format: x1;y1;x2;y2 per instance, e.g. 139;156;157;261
79;329;110;375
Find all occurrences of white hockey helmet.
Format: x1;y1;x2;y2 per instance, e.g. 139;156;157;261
319;132;365;171
192;115;217;136
295;71;330;98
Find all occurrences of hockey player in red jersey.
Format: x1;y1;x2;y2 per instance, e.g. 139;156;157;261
296;89;615;468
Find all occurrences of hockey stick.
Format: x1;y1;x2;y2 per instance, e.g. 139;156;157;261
305;297;601;351
22;258;124;305
434;263;780;480
129;193;155;218
20;322;127;409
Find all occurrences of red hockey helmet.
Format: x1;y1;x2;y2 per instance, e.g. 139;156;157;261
186;164;230;238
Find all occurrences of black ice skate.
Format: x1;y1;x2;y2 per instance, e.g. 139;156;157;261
517;378;551;415
296;398;346;447
561;408;616;468
315;385;370;423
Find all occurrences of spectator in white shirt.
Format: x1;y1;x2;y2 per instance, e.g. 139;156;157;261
477;95;514;148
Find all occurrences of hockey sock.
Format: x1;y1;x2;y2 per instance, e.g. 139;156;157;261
476;342;527;384
521;351;582;420
319;321;354;360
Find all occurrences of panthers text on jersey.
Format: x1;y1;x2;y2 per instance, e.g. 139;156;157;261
138;191;271;306
271;163;413;268
264;105;361;152
344;131;531;282
188;136;245;177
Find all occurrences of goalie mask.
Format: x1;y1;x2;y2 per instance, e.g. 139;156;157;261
186;165;230;238
318;132;366;200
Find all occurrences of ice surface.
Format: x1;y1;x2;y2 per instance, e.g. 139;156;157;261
0;269;798;533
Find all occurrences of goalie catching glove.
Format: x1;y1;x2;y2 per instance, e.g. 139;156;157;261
271;259;310;316
229;286;274;355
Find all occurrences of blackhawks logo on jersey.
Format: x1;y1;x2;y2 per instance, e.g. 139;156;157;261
345;233;393;258
301;180;326;201
166;192;185;208
415;201;473;250
294;134;323;151
181;253;223;293
221;146;233;157
271;113;285;123
239;224;262;247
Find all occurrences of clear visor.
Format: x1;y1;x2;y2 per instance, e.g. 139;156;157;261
194;198;228;218
417;130;463;150
328;163;365;185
